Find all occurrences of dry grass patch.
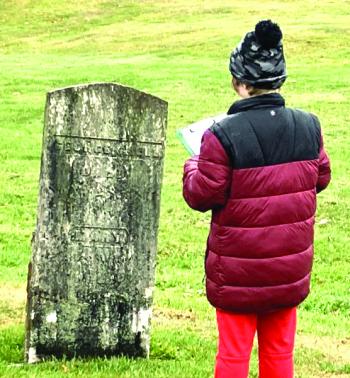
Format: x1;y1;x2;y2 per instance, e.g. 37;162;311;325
297;333;350;364
0;285;26;328
153;306;216;339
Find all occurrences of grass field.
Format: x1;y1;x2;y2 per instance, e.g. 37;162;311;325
0;0;349;377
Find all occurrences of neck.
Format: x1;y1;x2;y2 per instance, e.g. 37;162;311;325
241;89;280;99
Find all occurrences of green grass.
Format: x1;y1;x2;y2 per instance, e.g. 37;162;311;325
0;0;349;377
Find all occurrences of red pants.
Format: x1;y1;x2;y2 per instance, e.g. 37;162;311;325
215;307;296;378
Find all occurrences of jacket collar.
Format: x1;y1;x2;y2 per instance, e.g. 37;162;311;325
227;93;285;115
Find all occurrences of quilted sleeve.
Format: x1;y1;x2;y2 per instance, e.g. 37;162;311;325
183;129;231;212
317;134;331;193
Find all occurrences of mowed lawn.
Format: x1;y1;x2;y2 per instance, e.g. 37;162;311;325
0;1;349;377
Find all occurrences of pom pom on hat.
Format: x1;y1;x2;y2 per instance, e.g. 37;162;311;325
255;20;283;49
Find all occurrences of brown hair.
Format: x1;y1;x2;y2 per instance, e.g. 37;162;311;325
233;77;280;96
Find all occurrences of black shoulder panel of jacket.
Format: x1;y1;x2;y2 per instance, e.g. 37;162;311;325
210;107;321;169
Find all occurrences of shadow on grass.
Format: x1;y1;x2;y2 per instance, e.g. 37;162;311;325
0;325;217;377
2;323;347;377
0;324;24;364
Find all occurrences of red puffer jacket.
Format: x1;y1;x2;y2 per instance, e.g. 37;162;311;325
183;94;331;313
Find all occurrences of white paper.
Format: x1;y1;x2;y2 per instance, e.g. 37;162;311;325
176;113;227;155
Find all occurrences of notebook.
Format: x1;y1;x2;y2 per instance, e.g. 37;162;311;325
176;113;227;155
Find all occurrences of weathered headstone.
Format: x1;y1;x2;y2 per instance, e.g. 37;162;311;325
25;83;167;362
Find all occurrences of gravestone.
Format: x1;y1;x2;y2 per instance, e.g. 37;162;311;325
25;83;167;362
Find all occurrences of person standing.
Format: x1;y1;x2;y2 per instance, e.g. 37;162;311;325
182;20;331;378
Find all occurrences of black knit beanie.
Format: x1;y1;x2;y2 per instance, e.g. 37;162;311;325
229;20;287;89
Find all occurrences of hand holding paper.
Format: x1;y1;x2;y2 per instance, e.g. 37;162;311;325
176;113;227;155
